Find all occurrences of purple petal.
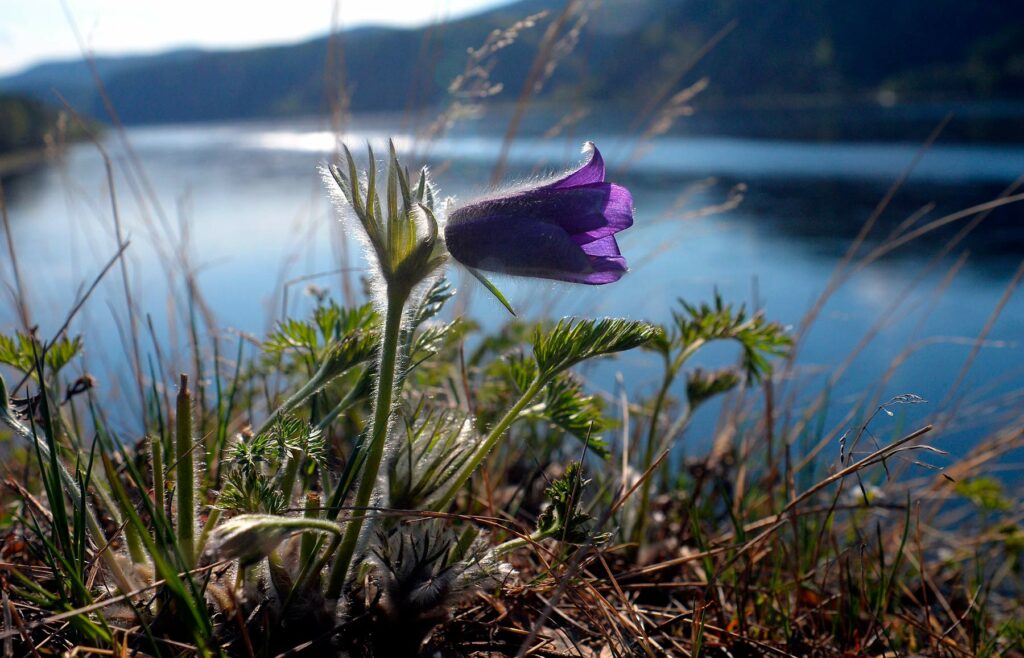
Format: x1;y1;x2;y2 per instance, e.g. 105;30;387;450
580;234;622;259
454;184;614;237
545;143;605;190
443;141;633;286
574;267;626;284
565;255;628;284
445;216;592;280
569;183;634;246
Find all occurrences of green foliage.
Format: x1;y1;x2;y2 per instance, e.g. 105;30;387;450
956;476;1013;512
686;367;741;409
409;277;455;331
630;296;791;549
532;317;659;379
390;405;476;510
265;300;378;370
218;415;324;515
467;267;518;316
265;317;319;359
317;330;380;382
536;462;600;545
668;294;791;383
408;319;463;371
3;278;1020;655
24;238;1002;658
0;95;62;153
474;354;610;458
526;373;611;459
400;277;470;381
0;373;8;413
219;470;287;515
0;331;83;378
467;319;533;368
997;523;1024;558
507;351;541;392
317;300;380;345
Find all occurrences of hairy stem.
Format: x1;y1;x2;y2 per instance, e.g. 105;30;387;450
196;507;222;557
434;377;546;512
315;367;372;432
279;447;301;508
124;521;147;564
326;288;407;599
630;367;674;547
492;526;557;558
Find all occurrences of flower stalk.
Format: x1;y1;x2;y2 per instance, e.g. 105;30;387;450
491;526;556;558
434;377;545;511
322;142;445;599
278;445;301;508
196;507;222;557
326;286;407;599
434;318;657;512
630;341;701;547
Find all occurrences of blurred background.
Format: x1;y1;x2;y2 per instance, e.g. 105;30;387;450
1;0;1022;463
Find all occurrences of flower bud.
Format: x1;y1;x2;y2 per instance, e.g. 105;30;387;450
203;514;342;567
326;141;446;298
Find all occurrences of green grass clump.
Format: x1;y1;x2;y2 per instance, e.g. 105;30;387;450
1;269;1021;656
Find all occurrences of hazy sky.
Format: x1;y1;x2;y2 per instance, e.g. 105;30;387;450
0;0;514;75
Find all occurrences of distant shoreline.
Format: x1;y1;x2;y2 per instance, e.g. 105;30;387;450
0;147;48;178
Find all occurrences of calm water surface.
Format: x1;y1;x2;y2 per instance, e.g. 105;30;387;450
2;109;1023;474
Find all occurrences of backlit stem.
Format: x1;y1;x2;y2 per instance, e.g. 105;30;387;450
434;377;546;512
196;507;222;557
631;340;703;547
492;526;556;558
326;288;407;599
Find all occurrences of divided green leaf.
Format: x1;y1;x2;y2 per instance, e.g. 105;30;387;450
532;318;659;378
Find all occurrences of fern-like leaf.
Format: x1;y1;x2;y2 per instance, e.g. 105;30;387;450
532;318;658;379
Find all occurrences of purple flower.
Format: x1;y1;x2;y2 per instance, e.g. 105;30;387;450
444;144;633;285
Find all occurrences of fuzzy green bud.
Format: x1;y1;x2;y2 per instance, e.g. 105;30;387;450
326;140;447;297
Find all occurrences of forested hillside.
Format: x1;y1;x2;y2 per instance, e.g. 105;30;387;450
2;0;1021;125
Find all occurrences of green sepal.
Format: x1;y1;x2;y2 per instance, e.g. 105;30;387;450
467;268;516;317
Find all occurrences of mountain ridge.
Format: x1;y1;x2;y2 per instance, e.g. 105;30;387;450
2;0;1021;125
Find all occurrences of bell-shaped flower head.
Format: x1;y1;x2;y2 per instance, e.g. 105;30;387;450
444;143;633;285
